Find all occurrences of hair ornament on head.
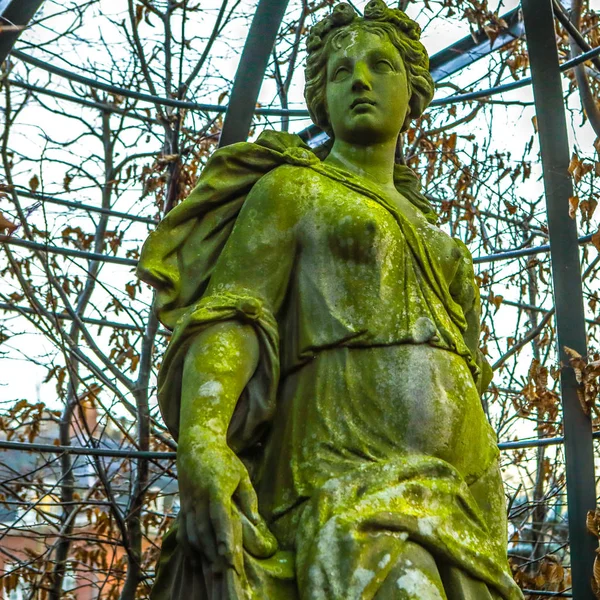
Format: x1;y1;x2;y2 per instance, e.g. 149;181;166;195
331;2;357;25
363;0;387;20
363;0;422;40
306;3;357;52
306;0;421;54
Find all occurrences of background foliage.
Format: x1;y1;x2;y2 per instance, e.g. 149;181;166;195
1;0;600;598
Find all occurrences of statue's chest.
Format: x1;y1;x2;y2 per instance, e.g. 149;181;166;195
302;190;459;283
326;198;396;263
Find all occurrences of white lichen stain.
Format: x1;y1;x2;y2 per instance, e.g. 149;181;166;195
417;516;440;537
396;568;443;599
378;553;391;569
198;380;223;400
347;567;375;599
342;30;359;55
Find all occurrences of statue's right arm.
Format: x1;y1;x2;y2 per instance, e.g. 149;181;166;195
175;167;299;572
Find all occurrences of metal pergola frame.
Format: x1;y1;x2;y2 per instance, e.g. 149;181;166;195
1;0;598;597
522;2;596;597
0;0;44;64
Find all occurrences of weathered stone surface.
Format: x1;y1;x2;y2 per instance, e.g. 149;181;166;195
138;2;522;598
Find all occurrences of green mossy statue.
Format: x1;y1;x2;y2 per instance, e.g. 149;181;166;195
137;1;523;598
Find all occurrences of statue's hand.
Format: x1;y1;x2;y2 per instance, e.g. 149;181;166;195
176;435;277;572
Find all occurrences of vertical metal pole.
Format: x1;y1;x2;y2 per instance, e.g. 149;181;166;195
522;1;596;597
0;0;45;64
218;0;290;147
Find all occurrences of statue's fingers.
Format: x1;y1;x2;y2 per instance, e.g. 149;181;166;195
209;493;235;568
238;510;278;558
185;511;202;552
230;505;245;575
194;504;219;564
176;511;192;553
233;473;261;525
174;509;202;567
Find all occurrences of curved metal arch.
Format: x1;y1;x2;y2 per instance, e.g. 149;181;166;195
218;0;290;147
0;0;45;64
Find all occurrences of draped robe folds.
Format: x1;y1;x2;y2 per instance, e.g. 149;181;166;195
137;130;523;600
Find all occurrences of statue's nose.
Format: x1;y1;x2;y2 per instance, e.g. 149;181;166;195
351;62;372;92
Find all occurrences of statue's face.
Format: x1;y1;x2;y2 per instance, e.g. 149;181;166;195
325;28;409;145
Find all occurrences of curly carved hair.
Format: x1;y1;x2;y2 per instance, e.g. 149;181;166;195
304;0;435;137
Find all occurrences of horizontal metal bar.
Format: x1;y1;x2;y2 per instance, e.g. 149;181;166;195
498;298;599;326
426;194;545;229
7;78;160;125
500;430;600;451
499;435;564;450
0;301;170;336
500;298;551;313
429;8;524;82
3;432;600;459
12;44;600;120
10;195;597;265
473;232;594;264
0;439;176;459
0;234;138;266
521;590;572;597
9;6;525;136
15;189;158;225
432;77;532;107
432;43;600;107
11;50;309;118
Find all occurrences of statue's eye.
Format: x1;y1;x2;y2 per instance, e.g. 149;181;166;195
332;66;350;81
375;59;394;73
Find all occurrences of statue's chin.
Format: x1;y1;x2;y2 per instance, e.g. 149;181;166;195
332;113;400;145
336;127;398;145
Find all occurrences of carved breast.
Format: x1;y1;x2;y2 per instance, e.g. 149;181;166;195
325;196;398;266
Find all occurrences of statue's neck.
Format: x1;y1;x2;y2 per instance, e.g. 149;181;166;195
324;138;397;192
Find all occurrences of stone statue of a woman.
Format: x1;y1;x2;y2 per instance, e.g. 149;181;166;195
137;2;523;598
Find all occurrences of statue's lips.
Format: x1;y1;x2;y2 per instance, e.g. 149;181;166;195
350;98;376;109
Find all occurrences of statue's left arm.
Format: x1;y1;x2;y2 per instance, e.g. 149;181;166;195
174;166;299;571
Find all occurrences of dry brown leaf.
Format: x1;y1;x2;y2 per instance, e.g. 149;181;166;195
569;153;581;176
564;347;600;418
594;556;600;598
29;174;39;192
569;195;579;219
580;197;598;223
0;212;17;234
588;509;600;537
492;294;504;312
568;153;593;183
135;3;143;27
63;173;72;192
592;580;600;600
565;345;582;360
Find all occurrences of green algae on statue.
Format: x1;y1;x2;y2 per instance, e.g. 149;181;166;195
137;1;523;598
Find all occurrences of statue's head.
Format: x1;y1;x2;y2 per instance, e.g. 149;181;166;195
305;0;434;144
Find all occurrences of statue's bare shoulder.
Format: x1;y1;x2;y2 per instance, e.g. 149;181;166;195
244;163;332;227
